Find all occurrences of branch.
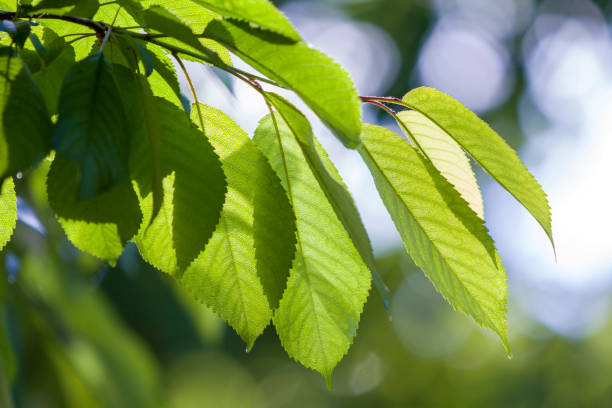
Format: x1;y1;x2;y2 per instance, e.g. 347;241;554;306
0;10;287;93
0;11;107;37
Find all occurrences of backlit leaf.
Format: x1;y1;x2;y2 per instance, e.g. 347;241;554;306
204;20;362;149
131;98;226;275
265;92;390;311
183;104;295;348
142;0;232;65
397;109;483;218
359;123;509;352
28;0;99;18
47;156;142;265
142;5;209;54
254;113;371;386
0;177;16;251
191;0;300;41
398;87;553;247
116;0;232;65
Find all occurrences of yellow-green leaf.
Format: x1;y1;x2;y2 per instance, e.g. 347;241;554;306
359;123;509;353
397;109;483;218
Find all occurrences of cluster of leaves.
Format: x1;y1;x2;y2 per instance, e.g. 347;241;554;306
0;0;552;386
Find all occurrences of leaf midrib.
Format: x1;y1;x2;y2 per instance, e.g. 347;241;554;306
269;113;329;370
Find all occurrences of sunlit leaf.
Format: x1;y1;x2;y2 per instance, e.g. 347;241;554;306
183;104;295;349
397;109;483;219
28;0;99;18
265;92;390;311
47;156;142;265
116;0;232;65
143;0;232;65
398;87;553;247
359;123;509;352
0;177;16;251
254;113;371;386
142;5;209;54
131;98;226;275
204;20;362;149
191;0;300;41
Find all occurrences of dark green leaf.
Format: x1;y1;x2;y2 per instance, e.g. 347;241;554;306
2;20;30;48
52;53;130;200
33;30;75;114
0;47;52;179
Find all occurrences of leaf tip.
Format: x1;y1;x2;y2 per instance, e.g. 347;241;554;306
323;372;333;390
245;338;256;353
499;332;511;358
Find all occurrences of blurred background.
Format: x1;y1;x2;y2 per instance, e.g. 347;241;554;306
3;0;612;406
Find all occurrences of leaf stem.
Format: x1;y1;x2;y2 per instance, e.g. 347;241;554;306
99;25;112;53
359;95;403;104
361;98;426;154
173;52;206;131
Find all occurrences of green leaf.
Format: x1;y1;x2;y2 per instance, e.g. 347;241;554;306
183;104;295;348
254;113;371;386
265;92;390;311
52;53;130;200
203;20;362;149
396;110;484;219
131;98;226;275
47;156;142;265
0;1;13;11
358;123;509;352
35;19;95;61
28;0;99;18
142;5;210;54
191;0;300;41
110;63;164;227
0;177;17;252
94;1;138;27
143;0;232;65
33;29;76;114
145;43;183;105
116;0;232;65
0;47;52;180
398;87;553;247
